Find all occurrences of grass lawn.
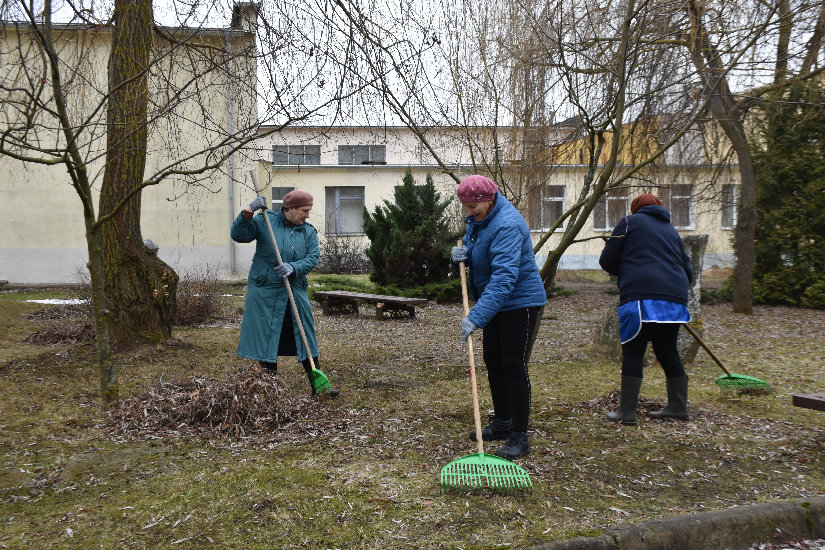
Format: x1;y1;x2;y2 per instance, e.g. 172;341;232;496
1;271;823;549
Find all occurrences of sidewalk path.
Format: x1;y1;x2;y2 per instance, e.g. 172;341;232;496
525;496;825;550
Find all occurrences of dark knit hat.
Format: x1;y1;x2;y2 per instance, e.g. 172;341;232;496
282;189;313;209
630;193;663;214
456;175;498;203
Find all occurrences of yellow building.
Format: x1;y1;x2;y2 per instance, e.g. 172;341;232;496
0;3;259;284
253;122;738;274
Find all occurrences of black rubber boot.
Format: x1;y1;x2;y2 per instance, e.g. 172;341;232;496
259;361;277;374
495;431;529;460
301;358;340;397
606;376;643;426
469;417;512;442
649;375;689;420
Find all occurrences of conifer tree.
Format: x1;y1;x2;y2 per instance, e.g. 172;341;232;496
363;170;458;287
752;81;825;308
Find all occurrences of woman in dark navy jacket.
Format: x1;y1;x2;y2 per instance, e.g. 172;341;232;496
599;193;693;425
450;175;547;459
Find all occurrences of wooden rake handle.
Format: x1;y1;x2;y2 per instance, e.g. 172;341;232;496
250;171;317;372
457;240;485;455
683;323;732;376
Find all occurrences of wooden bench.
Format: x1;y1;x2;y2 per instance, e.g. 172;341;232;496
792;393;825;412
313;290;427;320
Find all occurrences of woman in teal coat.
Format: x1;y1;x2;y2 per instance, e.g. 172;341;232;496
231;190;338;396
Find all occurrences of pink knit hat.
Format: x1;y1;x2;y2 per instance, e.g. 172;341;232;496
282;189;313;208
456;175;499;203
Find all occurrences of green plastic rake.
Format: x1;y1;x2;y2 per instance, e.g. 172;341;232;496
440;245;532;495
683;324;772;395
440;452;532;494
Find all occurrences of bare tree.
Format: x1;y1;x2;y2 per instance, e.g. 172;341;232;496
1;0;264;399
0;0;361;399
330;0;712;291
675;0;825;313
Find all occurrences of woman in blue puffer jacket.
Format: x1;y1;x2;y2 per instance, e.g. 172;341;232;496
450;175;547;460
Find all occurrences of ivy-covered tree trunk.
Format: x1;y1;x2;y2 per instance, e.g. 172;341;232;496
100;0;178;342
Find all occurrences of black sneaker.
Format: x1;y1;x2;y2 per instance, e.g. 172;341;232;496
495;431;529;460
469;417;512;442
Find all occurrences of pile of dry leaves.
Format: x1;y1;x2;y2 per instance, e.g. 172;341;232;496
24;303;95;345
108;366;348;444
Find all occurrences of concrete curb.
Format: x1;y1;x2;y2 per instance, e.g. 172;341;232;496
525;496;825;550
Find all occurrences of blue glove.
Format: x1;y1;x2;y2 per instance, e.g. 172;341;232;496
451;245;468;265
248;196;268;211
461;316;479;344
276;262;294;278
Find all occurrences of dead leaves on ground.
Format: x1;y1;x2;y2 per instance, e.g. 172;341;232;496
108;365;352;446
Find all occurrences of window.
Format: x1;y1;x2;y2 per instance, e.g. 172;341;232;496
271;187;293;208
721;183;737;230
338;145;386;165
529;185;565;231
593;188;630;230
660;184;693;229
325;186;365;234
272;145;321;165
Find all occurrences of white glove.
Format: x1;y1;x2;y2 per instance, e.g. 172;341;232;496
276;263;294;278
461;316;479;344
248;196;268;211
450;246;469;265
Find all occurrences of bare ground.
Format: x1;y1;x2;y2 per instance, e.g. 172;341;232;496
1;272;824;549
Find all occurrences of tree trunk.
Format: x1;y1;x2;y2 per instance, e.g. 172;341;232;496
85;225;118;401
732;153;756;314
684;0;755;314
717;118;756;315
100;0;178;342
593;293;621;361
678;234;708;363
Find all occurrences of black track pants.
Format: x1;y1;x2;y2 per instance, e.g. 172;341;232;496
621;322;686;378
482;306;543;433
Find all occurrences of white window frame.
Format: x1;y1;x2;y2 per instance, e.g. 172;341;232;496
270;187;293;209
338;145;386;165
660;184;694;230
530;185;566;232
593;189;630;231
272;145;321;165
721;183;737;230
325;186;365;235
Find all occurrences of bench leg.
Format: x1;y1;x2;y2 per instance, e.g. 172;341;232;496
375;303;416;319
322;298;359;316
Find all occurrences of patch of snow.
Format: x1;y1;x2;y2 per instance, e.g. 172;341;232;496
23;299;86;305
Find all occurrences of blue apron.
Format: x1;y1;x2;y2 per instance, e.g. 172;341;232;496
618;300;690;344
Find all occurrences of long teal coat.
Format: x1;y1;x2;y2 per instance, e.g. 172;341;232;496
231;209;320;362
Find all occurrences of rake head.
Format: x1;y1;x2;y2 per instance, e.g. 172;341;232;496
440;452;532;495
310;369;333;394
715;373;773;396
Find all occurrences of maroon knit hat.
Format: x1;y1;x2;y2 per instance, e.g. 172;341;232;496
630;193;663;214
456;175;499;203
282;189;313;209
